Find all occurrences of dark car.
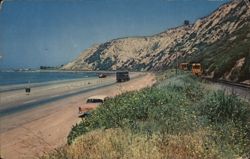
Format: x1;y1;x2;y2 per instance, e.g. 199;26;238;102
98;73;107;78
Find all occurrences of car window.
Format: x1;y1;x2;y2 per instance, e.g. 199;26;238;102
87;99;104;103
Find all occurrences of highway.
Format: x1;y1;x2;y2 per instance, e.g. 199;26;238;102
0;73;142;117
0;80;115;117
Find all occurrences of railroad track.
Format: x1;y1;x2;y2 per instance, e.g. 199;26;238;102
201;77;250;90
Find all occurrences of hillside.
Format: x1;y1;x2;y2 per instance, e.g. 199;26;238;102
62;0;250;83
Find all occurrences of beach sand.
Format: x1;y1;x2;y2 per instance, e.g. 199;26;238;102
0;76;114;111
0;72;156;159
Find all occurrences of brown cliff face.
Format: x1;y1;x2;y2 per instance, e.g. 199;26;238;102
63;0;250;82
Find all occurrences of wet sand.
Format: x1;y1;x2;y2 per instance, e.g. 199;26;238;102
0;72;156;159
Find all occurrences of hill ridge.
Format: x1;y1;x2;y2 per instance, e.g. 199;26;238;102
63;0;250;83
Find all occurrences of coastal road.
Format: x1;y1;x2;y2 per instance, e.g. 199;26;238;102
0;78;115;117
0;72;141;117
0;72;155;159
0;77;113;111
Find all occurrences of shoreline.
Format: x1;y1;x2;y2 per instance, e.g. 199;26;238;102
0;76;116;111
0;71;98;88
0;76;99;93
0;71;144;91
0;72;142;113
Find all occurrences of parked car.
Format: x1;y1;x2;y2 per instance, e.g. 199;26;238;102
98;73;107;78
78;95;109;118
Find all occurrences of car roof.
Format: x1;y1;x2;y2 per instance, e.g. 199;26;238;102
192;63;201;66
87;95;109;100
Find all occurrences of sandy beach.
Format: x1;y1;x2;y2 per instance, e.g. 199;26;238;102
0;76;114;112
0;72;156;159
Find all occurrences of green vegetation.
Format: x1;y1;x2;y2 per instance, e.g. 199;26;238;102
188;23;250;82
43;72;250;159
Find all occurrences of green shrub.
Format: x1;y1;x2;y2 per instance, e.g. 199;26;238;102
199;91;249;124
198;91;250;156
68;75;204;144
65;74;249;158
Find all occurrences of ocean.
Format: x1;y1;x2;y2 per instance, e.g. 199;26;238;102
0;71;98;86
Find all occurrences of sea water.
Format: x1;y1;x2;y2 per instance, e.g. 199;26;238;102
0;71;98;86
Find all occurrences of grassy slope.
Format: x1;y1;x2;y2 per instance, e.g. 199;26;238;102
42;71;250;159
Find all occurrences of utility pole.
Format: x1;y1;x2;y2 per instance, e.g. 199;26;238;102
176;52;178;76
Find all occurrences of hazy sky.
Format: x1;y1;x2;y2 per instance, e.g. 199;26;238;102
0;0;229;69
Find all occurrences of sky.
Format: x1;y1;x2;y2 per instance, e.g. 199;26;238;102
0;0;229;69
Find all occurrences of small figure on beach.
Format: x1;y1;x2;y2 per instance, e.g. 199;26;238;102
25;80;31;95
25;87;31;95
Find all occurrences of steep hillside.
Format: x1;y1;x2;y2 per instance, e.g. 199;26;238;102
63;0;250;82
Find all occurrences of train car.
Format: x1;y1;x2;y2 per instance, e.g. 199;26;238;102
179;63;188;70
192;63;203;76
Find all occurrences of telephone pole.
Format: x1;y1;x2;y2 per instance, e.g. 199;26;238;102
176;52;178;76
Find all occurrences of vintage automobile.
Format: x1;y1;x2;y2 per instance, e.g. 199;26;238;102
98;73;107;78
78;95;109;118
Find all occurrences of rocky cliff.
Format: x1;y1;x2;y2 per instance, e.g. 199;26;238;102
63;0;250;82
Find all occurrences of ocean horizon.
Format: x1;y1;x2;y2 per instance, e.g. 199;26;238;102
0;71;99;86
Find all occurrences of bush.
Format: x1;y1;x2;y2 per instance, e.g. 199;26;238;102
198;91;250;157
199;91;249;124
61;74;250;158
68;75;204;144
